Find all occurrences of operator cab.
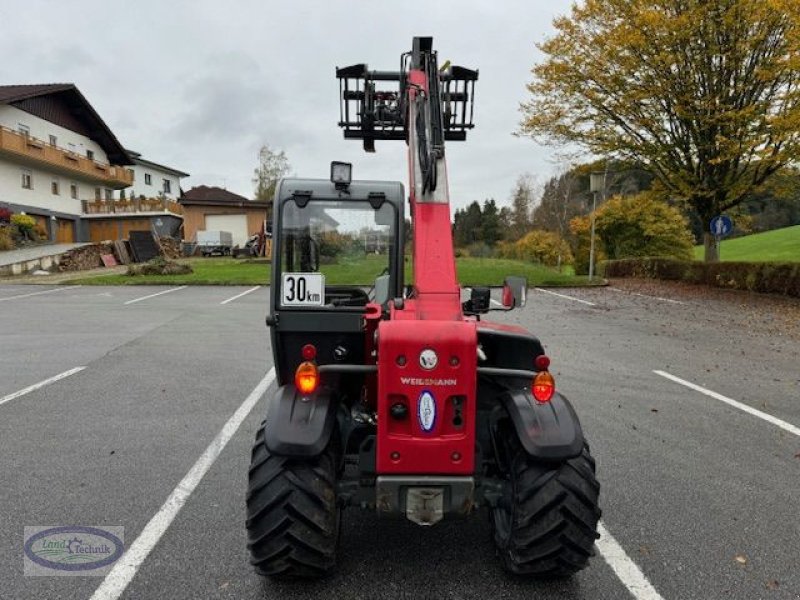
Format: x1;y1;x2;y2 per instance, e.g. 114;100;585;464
269;164;405;386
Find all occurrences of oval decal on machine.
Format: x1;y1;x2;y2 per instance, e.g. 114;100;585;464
418;390;437;432
419;348;438;370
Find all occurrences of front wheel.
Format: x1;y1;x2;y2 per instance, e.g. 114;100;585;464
246;421;340;578
491;442;601;577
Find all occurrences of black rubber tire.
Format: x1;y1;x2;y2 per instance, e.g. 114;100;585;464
491;442;601;577
246;421;340;579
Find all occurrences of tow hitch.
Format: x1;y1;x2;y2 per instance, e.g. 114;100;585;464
376;476;475;526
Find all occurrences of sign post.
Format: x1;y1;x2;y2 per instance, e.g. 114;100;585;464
709;215;733;259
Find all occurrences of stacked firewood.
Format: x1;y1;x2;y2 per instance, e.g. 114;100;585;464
58;243;115;271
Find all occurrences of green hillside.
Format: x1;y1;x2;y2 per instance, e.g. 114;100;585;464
693;225;800;262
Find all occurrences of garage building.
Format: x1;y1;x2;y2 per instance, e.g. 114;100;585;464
180;185;269;248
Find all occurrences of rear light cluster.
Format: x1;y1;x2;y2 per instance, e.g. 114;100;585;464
532;354;555;403
295;344;319;395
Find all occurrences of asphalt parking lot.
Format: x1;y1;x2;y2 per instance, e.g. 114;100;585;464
1;282;798;600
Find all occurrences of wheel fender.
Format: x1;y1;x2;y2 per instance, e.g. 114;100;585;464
264;384;336;457
498;389;584;460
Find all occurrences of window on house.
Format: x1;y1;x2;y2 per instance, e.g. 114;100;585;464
70;183;78;199
105;188;113;200
87;149;94;160
18;124;30;137
144;173;152;185
21;169;32;189
163;179;171;194
51;179;60;196
49;135;57;146
95;188;102;201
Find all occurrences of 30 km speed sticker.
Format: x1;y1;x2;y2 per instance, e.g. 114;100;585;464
281;273;325;306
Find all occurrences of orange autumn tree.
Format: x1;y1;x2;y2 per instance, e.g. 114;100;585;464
519;0;800;261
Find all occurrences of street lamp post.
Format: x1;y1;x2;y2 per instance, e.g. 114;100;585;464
588;191;597;279
588;170;607;280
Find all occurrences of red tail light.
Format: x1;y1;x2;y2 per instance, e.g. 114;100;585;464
295;361;319;395
532;371;555;403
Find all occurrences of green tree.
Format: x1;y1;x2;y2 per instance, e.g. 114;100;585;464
453;201;484;247
519;0;800;262
481;198;502;246
253;144;291;202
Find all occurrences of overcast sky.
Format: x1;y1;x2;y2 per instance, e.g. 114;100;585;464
0;0;576;210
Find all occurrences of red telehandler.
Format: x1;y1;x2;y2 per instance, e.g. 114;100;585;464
246;36;601;578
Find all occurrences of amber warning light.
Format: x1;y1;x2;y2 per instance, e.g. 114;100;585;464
296;345;319;395
532;355;554;403
295;362;319;395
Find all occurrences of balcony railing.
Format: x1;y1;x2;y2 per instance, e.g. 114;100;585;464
0;126;133;188
82;197;183;216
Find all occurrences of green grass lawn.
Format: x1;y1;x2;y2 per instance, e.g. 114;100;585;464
693;224;800;262
74;258;269;286
73;256;596;287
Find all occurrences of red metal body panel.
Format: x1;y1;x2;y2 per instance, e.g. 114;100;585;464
377;319;477;474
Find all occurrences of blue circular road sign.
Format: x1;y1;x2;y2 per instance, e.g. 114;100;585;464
710;215;733;238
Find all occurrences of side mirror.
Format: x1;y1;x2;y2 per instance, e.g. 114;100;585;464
502;276;527;308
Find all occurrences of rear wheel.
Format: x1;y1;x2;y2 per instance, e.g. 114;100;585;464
246;421;340;578
491;441;601;577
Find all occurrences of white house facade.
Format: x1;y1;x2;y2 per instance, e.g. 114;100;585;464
0;84;186;243
125;150;188;201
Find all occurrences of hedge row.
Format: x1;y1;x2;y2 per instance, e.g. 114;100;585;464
601;257;800;298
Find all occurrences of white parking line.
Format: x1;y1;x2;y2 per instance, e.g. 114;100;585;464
0;367;86;407
123;286;188;305
0;285;81;303
89;368;276;600
597;521;665;600
655;370;800;437
609;287;687;305
220;285;261;305
535;287;597;306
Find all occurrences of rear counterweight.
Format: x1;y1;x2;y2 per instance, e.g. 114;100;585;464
376;320;477;474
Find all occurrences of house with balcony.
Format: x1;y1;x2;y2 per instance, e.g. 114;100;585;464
0;84;186;243
125;150;188;201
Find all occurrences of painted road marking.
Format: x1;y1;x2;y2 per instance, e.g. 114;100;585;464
609;287;687;305
0;367;86;407
655;370;800;437
535;287;597;306
597;521;666;600
0;285;81;303
489;298;503;307
220;285;261;305
89;368;276;600
124;286;188;305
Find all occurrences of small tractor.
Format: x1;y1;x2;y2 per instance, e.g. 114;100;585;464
246;37;601;578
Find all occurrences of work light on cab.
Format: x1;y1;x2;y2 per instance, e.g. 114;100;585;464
295;361;319;395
